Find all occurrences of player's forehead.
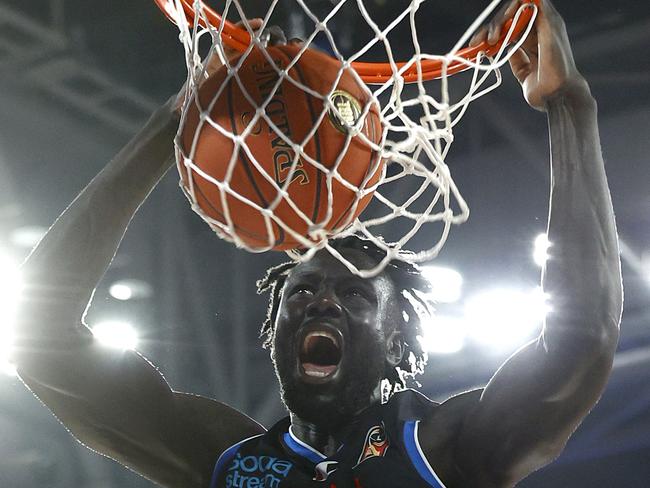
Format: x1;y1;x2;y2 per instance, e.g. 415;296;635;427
286;248;389;288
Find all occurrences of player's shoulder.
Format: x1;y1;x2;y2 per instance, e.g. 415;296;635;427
382;388;438;422
173;391;265;436
171;392;266;466
412;389;484;487
416;388;484;448
438;388;484;414
387;387;481;423
431;388;484;430
389;387;439;406
386;387;482;418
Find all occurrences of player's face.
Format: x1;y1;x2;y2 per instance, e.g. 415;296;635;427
272;249;399;426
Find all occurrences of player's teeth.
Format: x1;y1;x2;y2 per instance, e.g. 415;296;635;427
305;370;328;377
302;363;337;377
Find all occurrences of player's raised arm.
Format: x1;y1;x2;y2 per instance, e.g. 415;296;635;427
12;87;263;487
438;1;622;485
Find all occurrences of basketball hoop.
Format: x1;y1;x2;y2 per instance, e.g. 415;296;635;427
154;0;539;276
153;0;539;83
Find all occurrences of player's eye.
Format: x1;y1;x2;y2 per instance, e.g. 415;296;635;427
344;287;366;299
291;284;314;296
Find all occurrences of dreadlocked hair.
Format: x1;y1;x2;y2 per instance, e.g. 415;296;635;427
256;235;433;396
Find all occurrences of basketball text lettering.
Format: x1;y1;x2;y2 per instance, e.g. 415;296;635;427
253;60;310;188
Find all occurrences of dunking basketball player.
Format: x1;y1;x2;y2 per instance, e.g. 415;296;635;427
13;1;622;487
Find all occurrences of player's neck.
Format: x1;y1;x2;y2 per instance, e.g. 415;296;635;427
288;386;383;457
289;415;346;457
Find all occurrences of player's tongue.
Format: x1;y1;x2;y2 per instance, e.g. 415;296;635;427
300;331;341;378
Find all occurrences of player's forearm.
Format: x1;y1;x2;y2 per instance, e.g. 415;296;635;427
542;79;622;350
18;99;179;336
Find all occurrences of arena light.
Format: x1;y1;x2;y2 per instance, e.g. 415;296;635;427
9;225;48;249
420;316;466;355
0;255;21;376
464;287;549;349
642;251;650;284
534;233;551;267
108;279;153;301
421;266;463;303
0;320;17;376
109;283;133;301
91;321;139;350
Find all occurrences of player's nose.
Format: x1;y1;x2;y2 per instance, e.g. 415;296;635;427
305;290;343;319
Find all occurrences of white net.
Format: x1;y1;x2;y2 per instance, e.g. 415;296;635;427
167;0;538;277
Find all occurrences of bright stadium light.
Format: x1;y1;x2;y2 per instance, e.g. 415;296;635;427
0;255;22;376
9;225;47;249
642;251;650;284
421;266;463;303
91;321;139;350
420;316;466;355
534;233;551;267
109;283;133;301
108;279;153;301
464;287;550;349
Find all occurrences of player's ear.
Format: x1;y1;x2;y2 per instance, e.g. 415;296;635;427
385;330;404;367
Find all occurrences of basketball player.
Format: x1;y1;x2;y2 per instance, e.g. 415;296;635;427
13;1;622;487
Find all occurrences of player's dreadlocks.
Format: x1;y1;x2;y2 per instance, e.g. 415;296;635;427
257;235;433;395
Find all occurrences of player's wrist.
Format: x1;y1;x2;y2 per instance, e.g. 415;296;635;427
543;77;596;115
162;93;184;123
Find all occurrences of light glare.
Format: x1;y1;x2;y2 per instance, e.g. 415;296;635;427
108;279;153;300
0;255;21;376
465;287;549;349
10;226;47;249
642;251;650;284
109;284;134;301
92;321;139;350
421;266;463;303
534;233;551;267
420;316;466;354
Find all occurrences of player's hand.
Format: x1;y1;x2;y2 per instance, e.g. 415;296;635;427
199;18;295;76
172;19;298;114
470;0;586;111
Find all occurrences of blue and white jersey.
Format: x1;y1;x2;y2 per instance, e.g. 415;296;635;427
210;389;447;488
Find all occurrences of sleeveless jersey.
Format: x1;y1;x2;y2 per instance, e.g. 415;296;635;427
210;389;447;488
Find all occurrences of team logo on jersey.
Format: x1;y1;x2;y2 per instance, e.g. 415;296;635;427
356;424;389;465
313;460;339;481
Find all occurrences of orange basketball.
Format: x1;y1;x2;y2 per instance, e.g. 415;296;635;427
178;44;384;250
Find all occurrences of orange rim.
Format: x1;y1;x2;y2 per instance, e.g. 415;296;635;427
154;0;539;84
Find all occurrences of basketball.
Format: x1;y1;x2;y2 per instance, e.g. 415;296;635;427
178;44;384;251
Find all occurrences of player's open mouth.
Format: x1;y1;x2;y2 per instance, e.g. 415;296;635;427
299;327;343;381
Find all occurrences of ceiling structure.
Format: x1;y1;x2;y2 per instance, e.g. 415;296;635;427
0;1;649;487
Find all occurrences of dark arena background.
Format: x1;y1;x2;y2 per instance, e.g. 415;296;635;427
1;1;649;486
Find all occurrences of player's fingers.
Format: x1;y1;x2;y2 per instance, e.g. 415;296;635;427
263;25;288;46
487;0;520;45
220;18;263;58
509;47;531;84
504;0;522;19
241;18;264;31
519;23;540;62
212;19;263;65
487;20;499;45
469;26;488;48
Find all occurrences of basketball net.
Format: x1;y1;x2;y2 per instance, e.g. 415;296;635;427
167;0;538;277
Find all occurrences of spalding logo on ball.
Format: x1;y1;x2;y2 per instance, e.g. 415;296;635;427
177;44;385;251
